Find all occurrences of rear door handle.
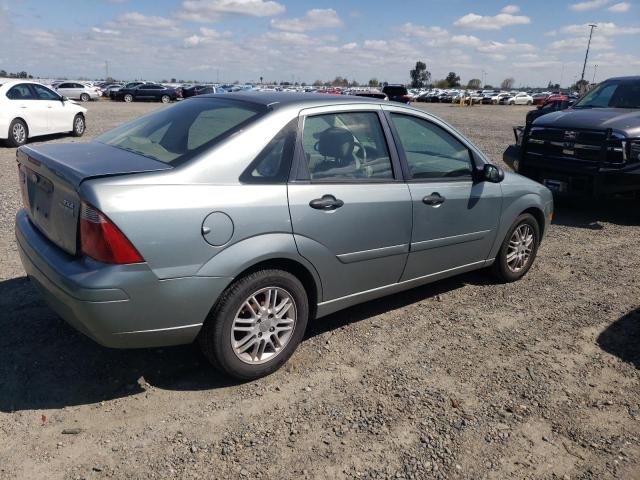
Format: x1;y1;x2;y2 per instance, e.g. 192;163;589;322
309;194;344;211
422;193;446;206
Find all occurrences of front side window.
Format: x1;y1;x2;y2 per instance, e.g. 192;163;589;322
6;84;34;100
96;98;263;164
32;84;60;101
390;114;472;180
301;112;393;181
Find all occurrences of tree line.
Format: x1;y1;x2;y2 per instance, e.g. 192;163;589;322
0;69;34;79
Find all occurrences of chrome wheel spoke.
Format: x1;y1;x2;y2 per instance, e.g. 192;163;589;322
506;224;535;273
231;286;297;365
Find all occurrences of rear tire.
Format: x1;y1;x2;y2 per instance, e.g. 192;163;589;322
71;114;85;137
80;93;90;102
198;269;309;380
7;119;27;147
160;95;171;104
124;94;133;103
492;213;540;282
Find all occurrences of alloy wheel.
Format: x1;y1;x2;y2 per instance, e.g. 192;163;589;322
12;123;26;144
231;287;296;365
74;117;84;134
506;224;535;273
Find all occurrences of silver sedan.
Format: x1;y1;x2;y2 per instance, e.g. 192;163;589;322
15;93;553;379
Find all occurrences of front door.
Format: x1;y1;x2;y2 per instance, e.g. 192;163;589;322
384;110;501;281
288;107;412;302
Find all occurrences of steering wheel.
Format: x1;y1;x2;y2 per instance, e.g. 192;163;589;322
352;136;367;164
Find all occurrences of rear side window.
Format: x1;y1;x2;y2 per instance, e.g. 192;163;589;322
96;98;263;165
240;118;297;183
6;84;34;100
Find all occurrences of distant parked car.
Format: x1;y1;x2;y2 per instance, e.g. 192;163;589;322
55;82;100;102
182;85;226;98
115;83;178;103
382;84;411;104
109;82;144;99
15;92;552;380
350;90;388;100
508;93;533;105
525;97;575;124
491;92;511;104
0;80;86;147
532;93;550;106
101;83;123;97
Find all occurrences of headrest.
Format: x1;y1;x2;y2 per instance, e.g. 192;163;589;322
316;127;355;159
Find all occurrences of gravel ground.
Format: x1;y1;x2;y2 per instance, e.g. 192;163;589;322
0;100;639;480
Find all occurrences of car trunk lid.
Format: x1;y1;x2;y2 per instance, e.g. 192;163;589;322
17;142;172;255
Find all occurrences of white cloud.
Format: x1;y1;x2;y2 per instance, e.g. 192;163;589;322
91;27;120;35
561;22;640;36
608;2;630;11
569;0;610;11
477;39;535;54
271;9;342;33
177;0;285;23
399;23;449;38
501;5;521;14
450;34;482;46
112;12;177;29
548;34;613;50
453;11;531;30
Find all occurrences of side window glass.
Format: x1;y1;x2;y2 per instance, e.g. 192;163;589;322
6;84;34;100
32;84;60;101
301;112;393;181
390;114;472;180
240;118;297;183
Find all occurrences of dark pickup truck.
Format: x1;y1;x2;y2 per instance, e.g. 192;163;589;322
504;76;640;197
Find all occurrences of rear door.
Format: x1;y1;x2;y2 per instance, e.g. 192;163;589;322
384;107;501;281
288;105;412;302
6;83;49;136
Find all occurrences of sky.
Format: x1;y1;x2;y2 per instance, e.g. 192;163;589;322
0;0;638;87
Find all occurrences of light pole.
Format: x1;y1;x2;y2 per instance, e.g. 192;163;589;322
580;24;597;83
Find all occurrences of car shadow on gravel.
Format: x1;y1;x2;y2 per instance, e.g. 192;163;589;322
552;198;640;230
0;270;493;412
0;277;238;413
597;308;640;369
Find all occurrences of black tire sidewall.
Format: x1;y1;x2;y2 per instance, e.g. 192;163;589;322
7;119;27;147
161;95;170;103
81;94;89;102
495;213;540;282
124;94;133;102
199;270;309;380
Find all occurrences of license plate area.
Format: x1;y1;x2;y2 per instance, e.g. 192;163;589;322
21;165;54;222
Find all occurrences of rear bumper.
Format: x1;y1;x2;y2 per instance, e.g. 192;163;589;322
15;209;232;348
503;145;640;197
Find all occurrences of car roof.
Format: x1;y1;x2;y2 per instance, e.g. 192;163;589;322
195;92;386;110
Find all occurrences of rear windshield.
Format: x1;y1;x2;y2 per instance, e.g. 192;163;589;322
96;98;264;164
574;80;640;109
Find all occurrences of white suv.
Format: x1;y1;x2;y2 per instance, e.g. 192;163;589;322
0;81;87;147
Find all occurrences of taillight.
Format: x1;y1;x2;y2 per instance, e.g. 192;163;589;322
79;202;144;264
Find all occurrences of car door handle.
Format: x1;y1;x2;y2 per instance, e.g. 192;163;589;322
423;193;446;206
309;194;344;211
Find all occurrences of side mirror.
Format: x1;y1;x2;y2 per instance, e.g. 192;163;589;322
483;163;505;183
60;96;67;103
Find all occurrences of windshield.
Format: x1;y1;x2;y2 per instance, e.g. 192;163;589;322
574;80;640;109
96;98;264;164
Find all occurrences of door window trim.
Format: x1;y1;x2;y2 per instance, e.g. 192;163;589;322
290;109;405;184
383;110;479;184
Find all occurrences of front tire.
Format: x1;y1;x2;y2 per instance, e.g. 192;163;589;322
71;114;85;137
198;269;309;380
123;94;133;103
7;119;27;147
492;213;540;282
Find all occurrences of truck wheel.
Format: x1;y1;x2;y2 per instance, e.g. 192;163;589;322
198;269;309;380
492;213;540;282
